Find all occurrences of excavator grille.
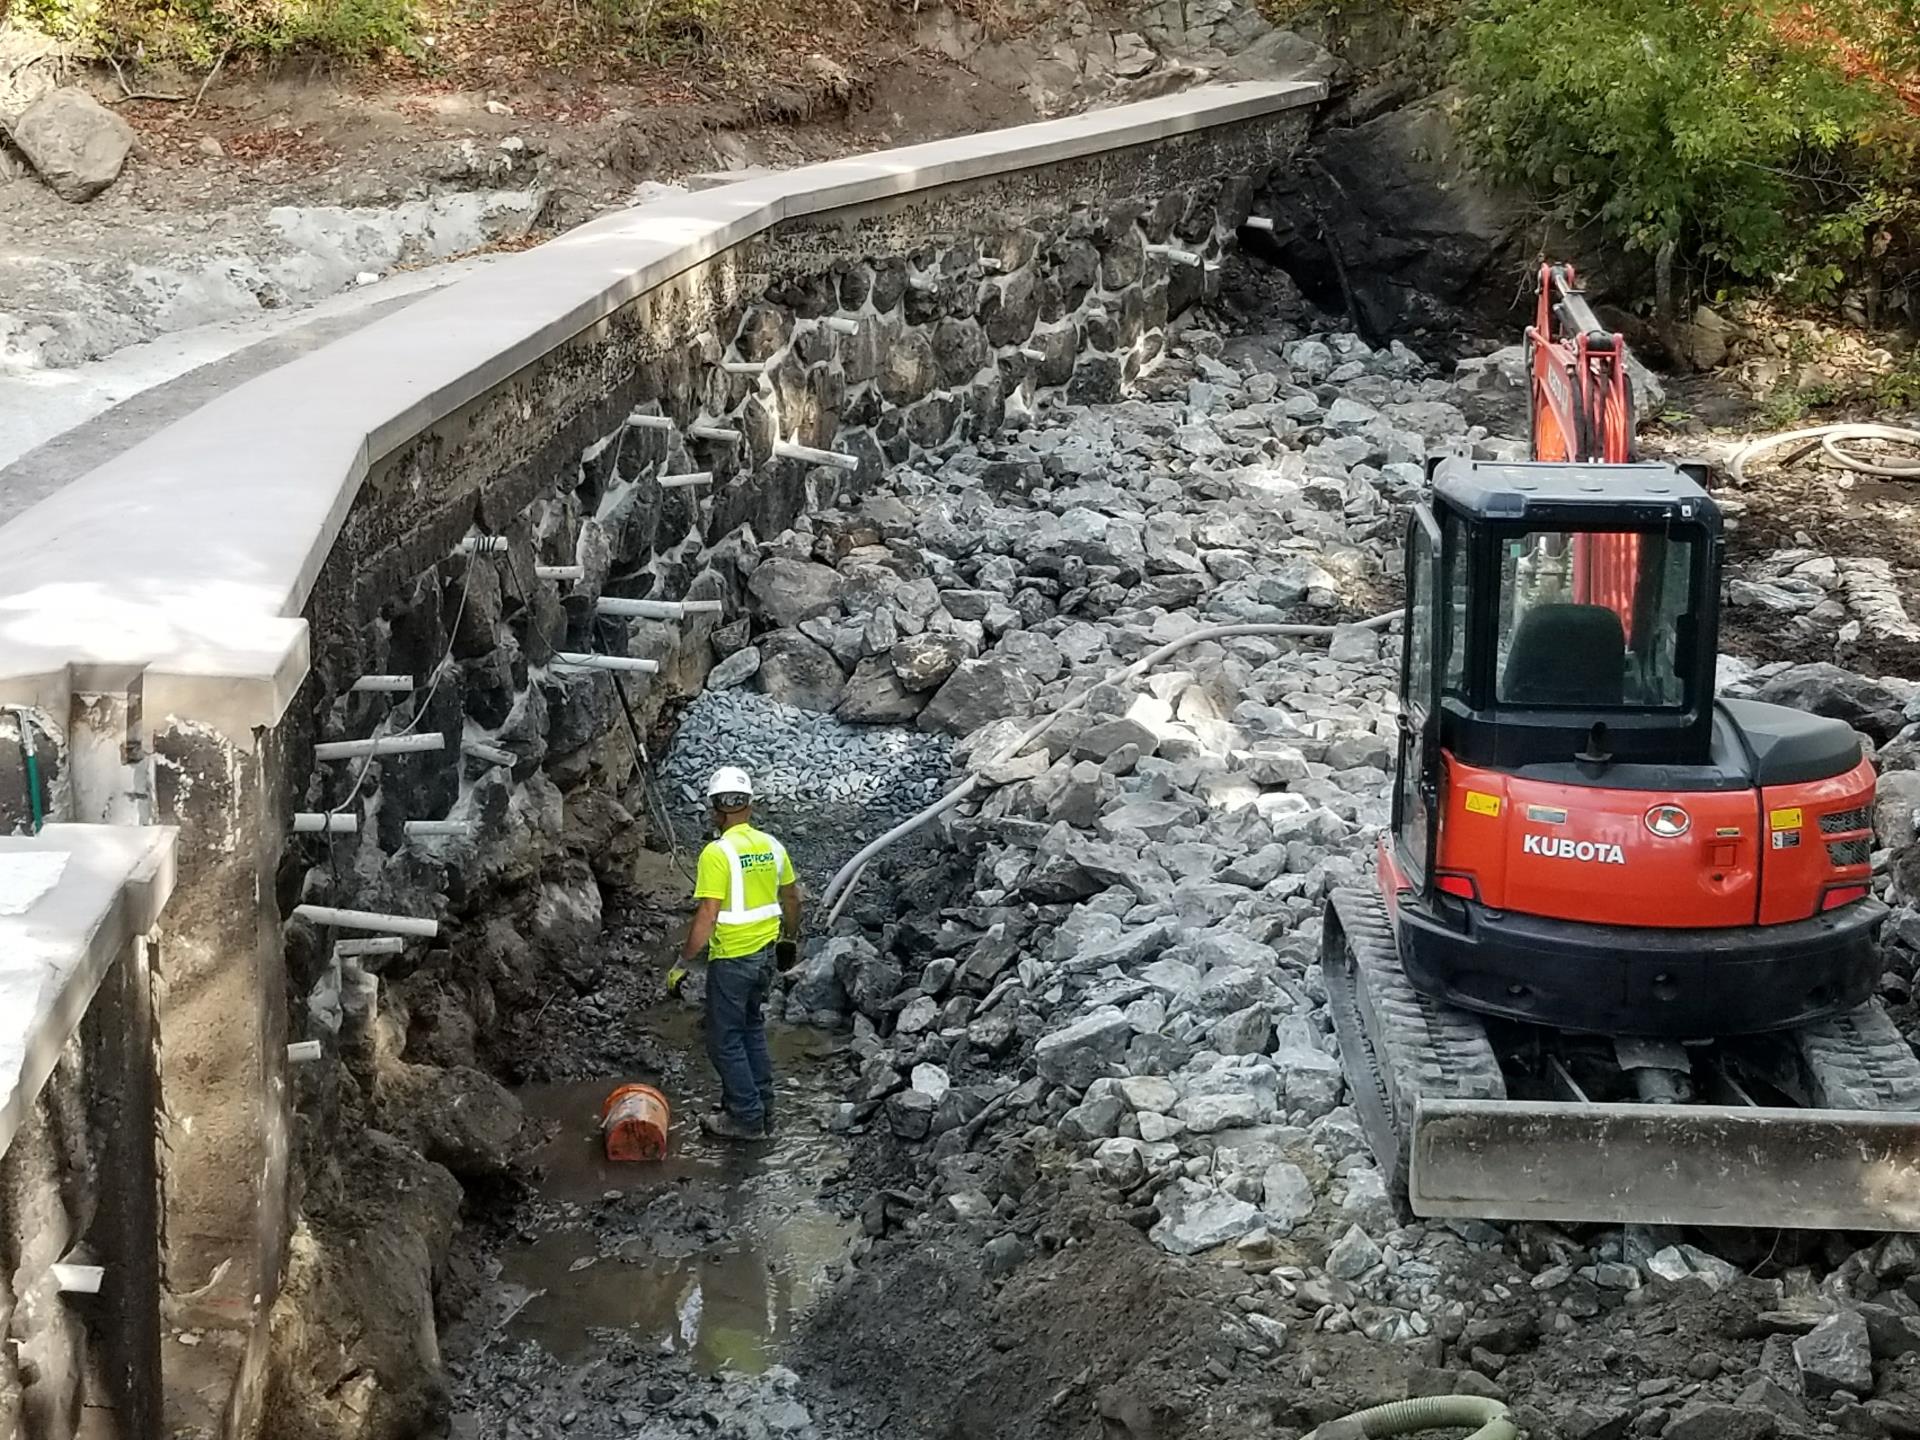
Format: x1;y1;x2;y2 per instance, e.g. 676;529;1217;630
1828;837;1873;866
1820;806;1871;835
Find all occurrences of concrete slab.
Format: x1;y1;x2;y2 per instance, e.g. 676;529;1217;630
0;80;1324;733
0;823;176;1163
0;257;499;518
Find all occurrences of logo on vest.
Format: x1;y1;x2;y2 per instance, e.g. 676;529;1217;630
1521;833;1626;865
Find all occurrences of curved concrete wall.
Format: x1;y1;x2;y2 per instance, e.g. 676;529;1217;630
0;79;1322;1440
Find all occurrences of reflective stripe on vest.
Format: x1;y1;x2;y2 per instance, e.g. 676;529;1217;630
716;833;787;925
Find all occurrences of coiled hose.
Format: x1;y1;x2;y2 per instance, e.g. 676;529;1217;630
1305;1395;1517;1440
1726;422;1920;485
819;609;1404;926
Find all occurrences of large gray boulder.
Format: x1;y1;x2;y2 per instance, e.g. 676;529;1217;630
756;630;845;713
13;87;134;202
747;558;843;628
919;655;1039;736
835;658;928;725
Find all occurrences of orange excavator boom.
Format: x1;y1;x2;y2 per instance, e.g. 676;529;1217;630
1527;261;1636;465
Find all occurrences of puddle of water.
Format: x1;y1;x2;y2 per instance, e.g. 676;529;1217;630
492;1010;853;1377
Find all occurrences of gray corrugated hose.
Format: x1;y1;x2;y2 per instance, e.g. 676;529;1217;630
1727;422;1920;484
1305;1394;1518;1440
819;610;1404;926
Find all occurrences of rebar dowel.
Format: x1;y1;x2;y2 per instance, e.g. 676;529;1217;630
404;820;473;838
292;813;359;834
773;440;861;472
313;733;445;761
552;653;661;674
292;905;440;938
535;565;586;582
335;937;406;959
596;598;724;620
350;675;413;693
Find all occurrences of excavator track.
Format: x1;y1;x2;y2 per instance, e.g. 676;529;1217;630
1321;886;1506;1198
1796;1004;1920;1112
1324;885;1920;1231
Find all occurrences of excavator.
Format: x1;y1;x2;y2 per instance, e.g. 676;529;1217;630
1323;264;1920;1231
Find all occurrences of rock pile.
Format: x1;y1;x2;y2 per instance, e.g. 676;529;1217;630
657;688;952;879
714;317;1920;1435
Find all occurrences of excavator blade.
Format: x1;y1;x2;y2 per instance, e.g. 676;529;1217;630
1410;1097;1920;1232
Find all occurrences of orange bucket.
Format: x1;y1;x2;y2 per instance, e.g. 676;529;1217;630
600;1083;672;1162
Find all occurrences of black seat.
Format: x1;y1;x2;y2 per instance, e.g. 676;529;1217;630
1502;603;1625;706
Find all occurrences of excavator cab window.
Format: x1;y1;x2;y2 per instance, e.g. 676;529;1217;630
1493;528;1697;711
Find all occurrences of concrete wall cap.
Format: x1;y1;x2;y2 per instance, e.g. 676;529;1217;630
0;81;1322;733
0;824;177;1164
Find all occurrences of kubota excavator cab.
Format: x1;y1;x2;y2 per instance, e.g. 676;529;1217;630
1384;454;1885;1038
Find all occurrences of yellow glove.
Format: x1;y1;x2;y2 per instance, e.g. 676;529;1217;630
667;966;688;997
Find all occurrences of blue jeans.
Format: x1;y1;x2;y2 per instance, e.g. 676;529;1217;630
704;945;774;1126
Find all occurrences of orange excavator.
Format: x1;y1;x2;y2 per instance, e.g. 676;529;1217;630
1322;264;1920;1230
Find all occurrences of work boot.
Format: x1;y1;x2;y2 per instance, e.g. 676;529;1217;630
700;1109;766;1142
759;1089;776;1138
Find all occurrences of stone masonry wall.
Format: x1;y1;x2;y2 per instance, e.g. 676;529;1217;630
254;110;1310;1440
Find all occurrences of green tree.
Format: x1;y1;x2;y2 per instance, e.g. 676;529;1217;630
1457;0;1911;296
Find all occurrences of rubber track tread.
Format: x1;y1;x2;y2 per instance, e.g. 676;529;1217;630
1795;1003;1920;1112
1323;888;1506;1193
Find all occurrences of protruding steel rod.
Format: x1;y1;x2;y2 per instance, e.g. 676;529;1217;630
535;564;585;582
773;440;861;472
404;820;473;838
824;317;860;335
351;675;413;694
462;740;517;768
287;1040;324;1063
690;423;742;444
313;733;445;761
657;472;714;489
292;905;440;938
596;598;725;620
292;813;358;834
457;535;509;554
626;412;675;430
51;1265;104;1295
335;937;406;959
552;653;661;674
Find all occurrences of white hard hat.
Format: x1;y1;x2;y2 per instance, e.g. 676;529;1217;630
706;766;754;800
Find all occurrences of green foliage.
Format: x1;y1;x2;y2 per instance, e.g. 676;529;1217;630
11;0;417;62
1455;0;1916;294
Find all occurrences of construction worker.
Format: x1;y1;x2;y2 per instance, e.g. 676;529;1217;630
670;766;801;1140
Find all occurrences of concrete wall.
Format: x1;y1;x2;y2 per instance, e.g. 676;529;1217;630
0;828;175;1440
0;80;1322;1440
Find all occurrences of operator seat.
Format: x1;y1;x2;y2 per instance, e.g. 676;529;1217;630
1501;604;1626;707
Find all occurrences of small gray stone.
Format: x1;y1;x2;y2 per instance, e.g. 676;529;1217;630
1793;1309;1872;1398
1150;1179;1262;1256
1261;1161;1315;1232
1325;1224;1382;1280
1033;1007;1133;1091
707;646;762;690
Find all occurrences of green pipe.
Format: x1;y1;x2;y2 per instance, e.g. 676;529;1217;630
1308;1395;1518;1440
11;709;44;835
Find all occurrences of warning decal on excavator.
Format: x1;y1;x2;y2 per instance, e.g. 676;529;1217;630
1770;807;1804;831
1464;791;1502;817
